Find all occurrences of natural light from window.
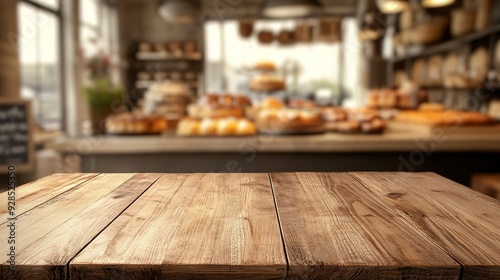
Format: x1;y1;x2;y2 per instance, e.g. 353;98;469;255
18;2;61;131
205;20;339;92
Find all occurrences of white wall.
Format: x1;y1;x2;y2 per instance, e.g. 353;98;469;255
205;19;341;93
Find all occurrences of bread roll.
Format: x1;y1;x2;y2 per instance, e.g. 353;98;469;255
199;118;218;135
177;119;200;136
236;119;257;136
261;98;285;109
216;118;238;136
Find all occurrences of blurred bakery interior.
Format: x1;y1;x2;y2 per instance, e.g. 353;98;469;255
1;0;500;195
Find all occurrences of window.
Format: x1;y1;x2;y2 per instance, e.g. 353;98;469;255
18;1;62;131
205;20;341;94
29;0;60;10
80;0;101;58
79;0;120;83
205;18;364;106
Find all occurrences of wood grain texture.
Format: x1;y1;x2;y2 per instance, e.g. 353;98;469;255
0;173;98;222
1;173;161;280
351;172;500;280
70;173;287;280
271;172;460;280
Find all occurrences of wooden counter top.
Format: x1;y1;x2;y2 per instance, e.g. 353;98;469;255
2;173;499;279
47;129;500;154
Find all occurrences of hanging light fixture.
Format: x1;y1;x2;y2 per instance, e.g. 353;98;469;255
422;0;455;8
262;0;323;18
359;11;384;41
376;0;408;14
158;0;200;24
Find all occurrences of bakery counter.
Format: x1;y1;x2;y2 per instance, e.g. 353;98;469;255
48;130;500;186
48;129;500;153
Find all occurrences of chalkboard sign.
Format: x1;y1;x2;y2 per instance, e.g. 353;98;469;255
0;99;34;172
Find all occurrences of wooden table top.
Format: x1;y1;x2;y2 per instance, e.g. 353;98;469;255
1;173;499;279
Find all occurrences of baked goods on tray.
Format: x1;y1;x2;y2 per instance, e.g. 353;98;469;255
322;107;386;134
142;82;193;119
245;97;285;120
249;74;285;92
177;118;257;136
256;108;324;134
418;103;445;111
367;86;428;110
288;99;316;109
106;112;168;135
254;61;277;72
188;105;244;119
188;93;252;119
322;107;348;122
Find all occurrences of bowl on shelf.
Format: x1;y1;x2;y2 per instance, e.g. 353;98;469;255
412;25;442;45
411;16;448;45
400;30;412;45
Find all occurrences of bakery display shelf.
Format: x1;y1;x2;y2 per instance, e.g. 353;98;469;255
392;23;500;63
129;60;202;71
136;52;203;61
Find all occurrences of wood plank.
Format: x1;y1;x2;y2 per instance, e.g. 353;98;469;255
271;172;460;279
70;173;287;280
351;172;500;279
1;173;161;280
0;173;99;222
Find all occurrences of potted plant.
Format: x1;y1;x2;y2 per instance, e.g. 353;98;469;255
84;52;124;135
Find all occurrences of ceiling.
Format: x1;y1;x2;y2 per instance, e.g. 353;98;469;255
201;0;358;19
120;0;358;19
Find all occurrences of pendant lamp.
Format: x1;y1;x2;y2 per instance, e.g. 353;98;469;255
158;0;200;24
376;0;408;14
422;0;455;8
262;0;322;18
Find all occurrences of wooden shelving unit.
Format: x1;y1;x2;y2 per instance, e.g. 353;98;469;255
135;52;202;61
391;23;500;63
387;19;500;111
125;42;204;108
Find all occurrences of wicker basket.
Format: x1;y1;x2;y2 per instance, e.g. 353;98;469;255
411;24;441;44
451;8;476;37
400;30;413;45
399;7;415;30
411;16;448;45
475;0;492;31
